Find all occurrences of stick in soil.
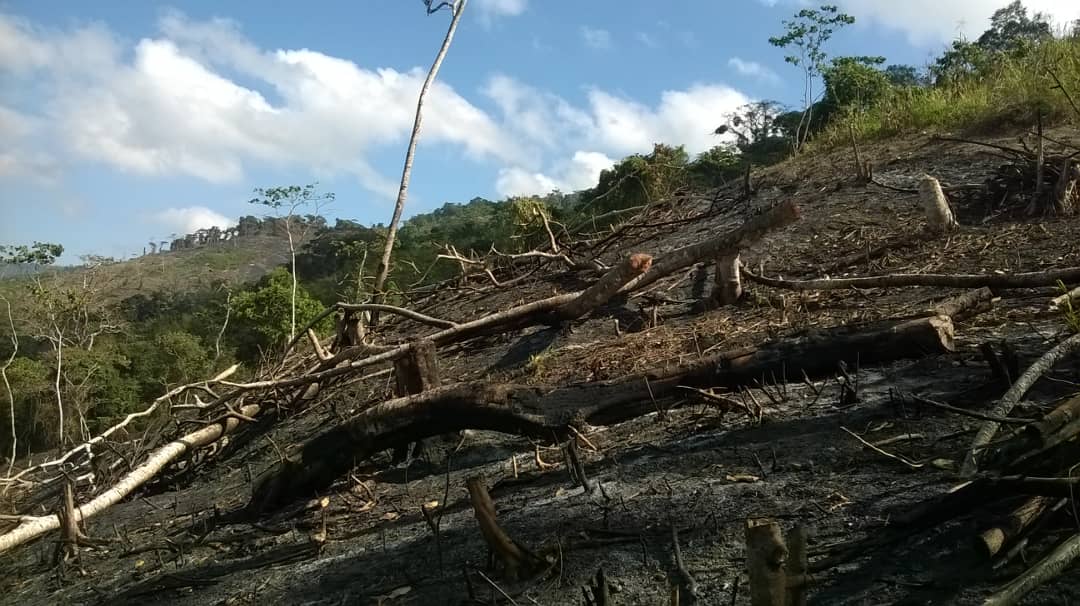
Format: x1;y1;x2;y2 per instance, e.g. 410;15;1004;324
672;524;699;602
466;476;545;581
564;439;593;493
583;567;611;606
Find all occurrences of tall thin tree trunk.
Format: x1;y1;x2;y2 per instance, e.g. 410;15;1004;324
371;0;468;321
1;296;17;477
287;216;297;343
53;328;64;451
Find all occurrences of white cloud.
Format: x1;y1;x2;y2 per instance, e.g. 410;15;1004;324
473;0;527;19
496;150;615;197
586;84;749;156
728;57;782;85
835;0;1080;45
1;10;753;206
581;26;613;49
0;104;59;183
154;206;237;234
0;11;524;198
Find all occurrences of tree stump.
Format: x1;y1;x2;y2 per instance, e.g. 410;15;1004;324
746;518;788;606
919;175;958;233
712;253;743;306
392;340;440;463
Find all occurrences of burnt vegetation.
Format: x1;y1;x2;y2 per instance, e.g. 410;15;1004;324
2;2;1080;604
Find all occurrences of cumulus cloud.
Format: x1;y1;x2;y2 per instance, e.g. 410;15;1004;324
581;26;613;49
0;104;59;183
1;10;753;205
154;206;236;234
727;57;782;85
586;85;749;156
496;150;615;197
486;75;747;196
0;11;522;197
834;0;1080;45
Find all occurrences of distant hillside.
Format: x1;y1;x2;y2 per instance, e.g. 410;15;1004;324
0;232;296;308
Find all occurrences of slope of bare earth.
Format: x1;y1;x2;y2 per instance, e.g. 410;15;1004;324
2;128;1079;606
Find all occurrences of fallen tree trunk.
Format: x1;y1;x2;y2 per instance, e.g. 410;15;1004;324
620;200;800;294
554;253;652;320
742;267;1080;292
0;403;260;554
977;496;1052;559
247;315;955;513
931;287;994;320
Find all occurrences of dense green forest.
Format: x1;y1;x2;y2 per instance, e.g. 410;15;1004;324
1;1;1077;458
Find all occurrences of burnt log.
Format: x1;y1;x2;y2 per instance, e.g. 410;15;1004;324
248;315;956;513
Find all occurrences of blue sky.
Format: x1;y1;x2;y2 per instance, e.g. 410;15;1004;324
2;0;1078;263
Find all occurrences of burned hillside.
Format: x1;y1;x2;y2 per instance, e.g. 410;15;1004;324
2;126;1080;606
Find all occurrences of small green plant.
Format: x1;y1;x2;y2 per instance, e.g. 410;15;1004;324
1056;280;1080;334
525;351;553;378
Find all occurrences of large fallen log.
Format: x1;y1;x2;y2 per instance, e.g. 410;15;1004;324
620;200;800;294
247;315;956;513
0;403;260;554
742;266;1080;292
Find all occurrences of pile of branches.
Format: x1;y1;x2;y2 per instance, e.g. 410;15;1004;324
807;328;1080;606
955;128;1080;219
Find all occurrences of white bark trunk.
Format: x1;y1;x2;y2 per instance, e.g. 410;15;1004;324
372;0;468;309
0;403;260;554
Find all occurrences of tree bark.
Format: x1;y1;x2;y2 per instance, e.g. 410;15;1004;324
466;476;544;581
977;496;1052;559
982;532;1080;606
391;339;440;462
931;287;994;320
620;200;800;294
742;266;1080;292
371;1;467;317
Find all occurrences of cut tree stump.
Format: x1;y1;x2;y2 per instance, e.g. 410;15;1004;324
712;253;743;306
746;518;788;606
919;175;958;233
391;339;441;463
977;496;1052;559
